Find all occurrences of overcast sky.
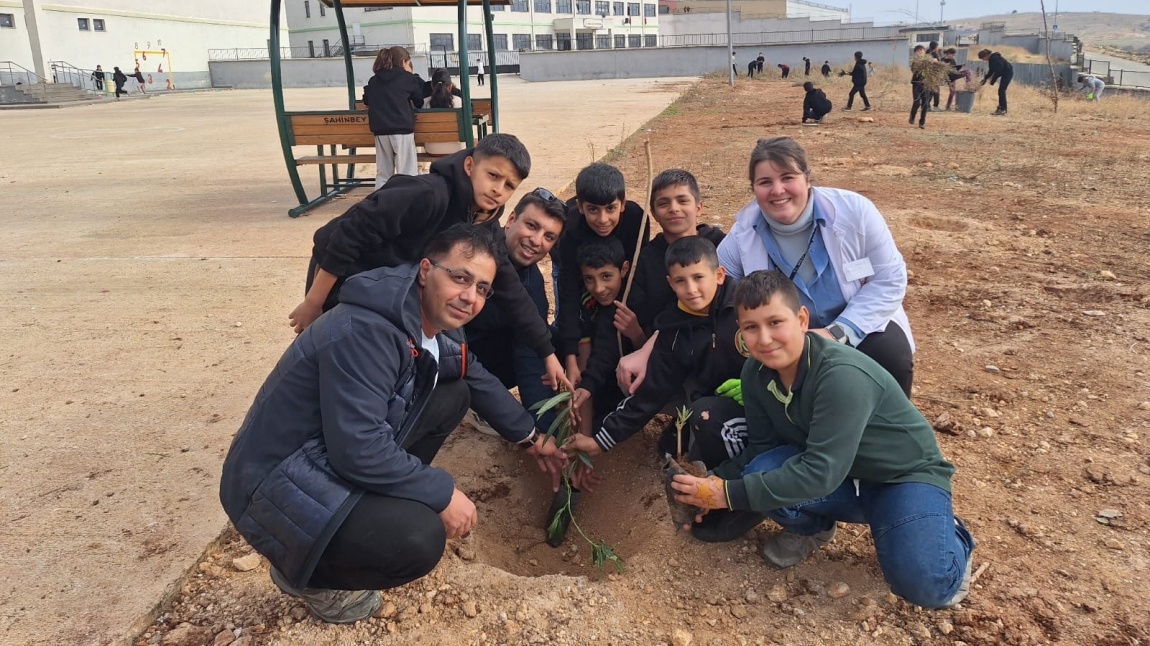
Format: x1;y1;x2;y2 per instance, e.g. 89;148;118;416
845;0;1145;25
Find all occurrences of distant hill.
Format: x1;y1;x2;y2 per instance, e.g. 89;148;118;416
950;12;1150;50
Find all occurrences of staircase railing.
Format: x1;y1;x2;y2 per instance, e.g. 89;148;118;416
0;60;47;87
48;60;107;94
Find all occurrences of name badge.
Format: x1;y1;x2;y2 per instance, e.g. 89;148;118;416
842;257;875;283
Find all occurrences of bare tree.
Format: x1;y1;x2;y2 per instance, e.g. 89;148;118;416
1039;0;1060;112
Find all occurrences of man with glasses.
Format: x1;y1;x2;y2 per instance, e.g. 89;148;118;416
466;189;568;433
221;225;567;625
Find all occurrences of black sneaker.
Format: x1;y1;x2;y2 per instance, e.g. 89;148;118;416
690;509;766;543
862;106;873;112
545;483;581;547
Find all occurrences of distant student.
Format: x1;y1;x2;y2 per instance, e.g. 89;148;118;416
476;58;485;86
1078;74;1105;101
565;237;754;543
731;51;738;76
802;56;811;77
112;66;128;99
363;46;424;186
941;47;971;110
978;48;1013;116
801;81;832;124
821;61;831;78
132;66;146;93
422;70;466;156
926;41;942;107
842;51;871;111
91;65;105;91
909;45;931;129
626;169;726;337
778;63;790;79
552;163;649;386
756;53;765;74
747;59;757;78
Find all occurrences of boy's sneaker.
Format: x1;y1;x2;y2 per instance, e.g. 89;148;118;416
690;510;766;543
919;124;926;129
991;109;1007;116
545;482;581;547
842;107;853;112
862;106;873;112
269;567;381;624
760;525;837;569
464;409;499;437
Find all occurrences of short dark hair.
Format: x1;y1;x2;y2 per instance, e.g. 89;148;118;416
514;191;568;228
977;49;992;60
802;81;814;91
576;237;625;271
423;223;498;264
854;51;863;60
473;133;531;181
649;169;701;210
575;163;626;206
748;136;810;184
733;270;801;313
928;40;938;49
665;236;719;273
944;47;957;55
914;45;925;53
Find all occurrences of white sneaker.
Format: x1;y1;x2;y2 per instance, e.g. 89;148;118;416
465;409;499;436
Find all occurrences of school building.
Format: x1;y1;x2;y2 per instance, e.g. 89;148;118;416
0;0;273;88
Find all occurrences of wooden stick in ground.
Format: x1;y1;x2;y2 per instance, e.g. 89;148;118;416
616;138;655;355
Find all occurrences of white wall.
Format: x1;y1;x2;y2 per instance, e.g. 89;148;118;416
0;1;279;76
785;0;848;22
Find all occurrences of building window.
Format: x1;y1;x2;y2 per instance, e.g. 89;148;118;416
534;0;552;11
659;4;669;12
612;1;624;14
644;34;657;46
644;3;655;16
307;40;315;57
0;13;13;28
467;33;483;51
93;18;106;31
78;17;90;30
628;34;641;47
304;1;310;18
319;3;326;15
626;2;639;15
595;1;610;15
322;39;330;56
511;0;529;10
557;0;572;13
595;34;610;49
576;32;593;48
535;34;553;50
512;33;532;50
493;34;508;50
576;0;591;14
614;34;626;48
556;32;571;50
429;33;454;51
491;4;505;10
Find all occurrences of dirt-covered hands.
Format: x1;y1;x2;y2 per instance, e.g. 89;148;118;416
671;474;729;510
440;487;478;539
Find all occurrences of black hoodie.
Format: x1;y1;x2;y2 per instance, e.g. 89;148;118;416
309;149;555;358
592;279;745;452
850;58;868;87
802;87;832;121
362;67;424;135
625;225;726;335
983;52;1013;85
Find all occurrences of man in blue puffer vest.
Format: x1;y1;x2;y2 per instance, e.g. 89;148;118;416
220;225;566;624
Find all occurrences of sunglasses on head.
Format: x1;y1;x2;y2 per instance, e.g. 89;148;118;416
531;187;560;203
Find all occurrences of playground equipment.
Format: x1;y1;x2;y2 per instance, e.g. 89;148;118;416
270;0;506;217
133;49;175;90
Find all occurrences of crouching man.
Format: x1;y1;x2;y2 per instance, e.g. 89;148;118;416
220;225;565;624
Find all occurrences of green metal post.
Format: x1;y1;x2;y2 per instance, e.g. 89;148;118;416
457;0;475;147
482;0;499;132
269;0;309;212
332;0;357;109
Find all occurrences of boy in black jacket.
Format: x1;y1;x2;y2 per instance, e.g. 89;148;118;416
909;45;930;129
978;48;1014;115
841;51;871;111
552;163;649;386
565;237;752;541
626;169;725;338
289;133;569;391
801;82;833;123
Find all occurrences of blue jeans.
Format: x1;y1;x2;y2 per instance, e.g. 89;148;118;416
744;445;975;609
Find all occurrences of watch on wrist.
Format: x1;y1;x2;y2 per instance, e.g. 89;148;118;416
828;324;849;344
517;429;538;447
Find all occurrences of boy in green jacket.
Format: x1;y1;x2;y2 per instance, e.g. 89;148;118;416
671;270;975;609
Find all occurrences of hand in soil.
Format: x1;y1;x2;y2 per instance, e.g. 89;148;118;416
524;435;568;492
662;458;708;530
439;487;478;539
671;473;729;510
569;460;603;492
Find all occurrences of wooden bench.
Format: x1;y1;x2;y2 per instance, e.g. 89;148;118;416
288;109;471;167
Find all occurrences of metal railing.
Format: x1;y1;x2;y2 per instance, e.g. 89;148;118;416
48;60;110;94
208;44;424;61
1084;58;1150;89
0;61;47;86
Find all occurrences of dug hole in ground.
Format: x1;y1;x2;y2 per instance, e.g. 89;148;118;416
150;71;1150;646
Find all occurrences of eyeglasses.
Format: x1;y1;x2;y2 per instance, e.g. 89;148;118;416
531;187;560;203
429;260;494;299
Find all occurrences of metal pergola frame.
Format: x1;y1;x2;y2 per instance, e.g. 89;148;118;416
270;0;506;216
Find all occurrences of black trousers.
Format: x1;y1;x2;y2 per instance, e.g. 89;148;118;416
910;84;930;126
996;73;1012;111
847;83;869;109
855;320;914;397
308;379;471;590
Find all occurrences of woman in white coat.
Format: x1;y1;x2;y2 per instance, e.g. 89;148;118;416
617;137;915;396
717;136;914;394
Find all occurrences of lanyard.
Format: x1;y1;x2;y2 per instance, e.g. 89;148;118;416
787;223;821;281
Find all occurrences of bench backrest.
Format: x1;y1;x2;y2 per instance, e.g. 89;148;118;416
286;109;466;148
354;99;490;115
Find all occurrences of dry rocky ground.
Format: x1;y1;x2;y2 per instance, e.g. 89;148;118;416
141;71;1150;646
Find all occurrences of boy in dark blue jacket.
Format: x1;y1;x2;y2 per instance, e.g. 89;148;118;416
841;51;871;111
